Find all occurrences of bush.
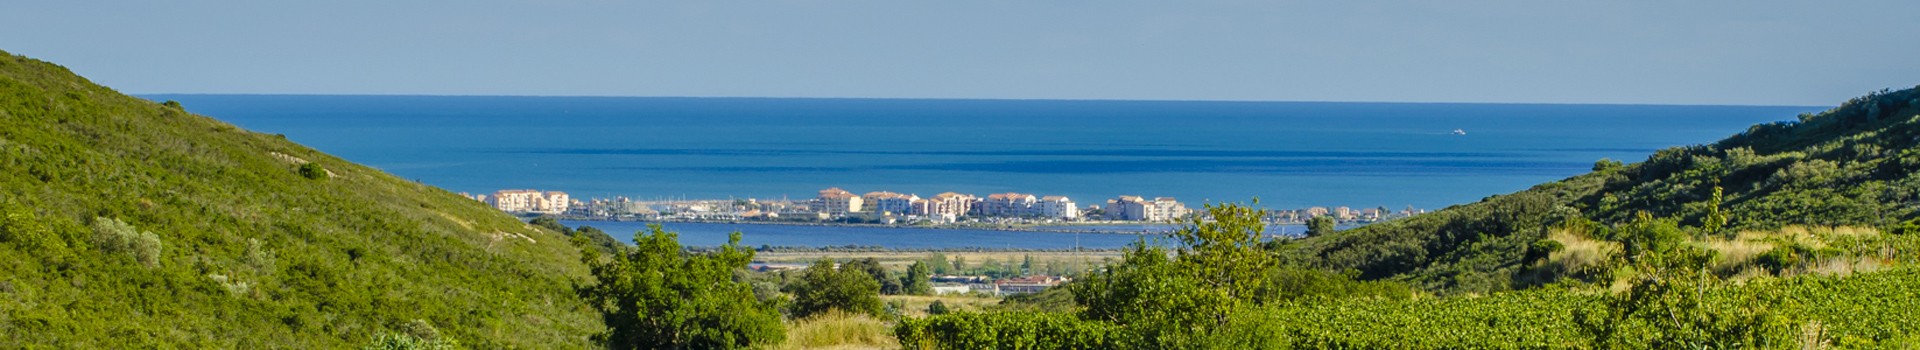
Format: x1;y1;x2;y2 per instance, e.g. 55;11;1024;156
298;162;327;180
360;332;458;350
90;217;162;267
926;300;950;315
896;312;1119;350
0;201;72;262
576;226;784;349
789;258;884;319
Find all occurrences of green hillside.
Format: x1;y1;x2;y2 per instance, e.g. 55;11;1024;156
1289;86;1920;293
0;51;597;347
897;89;1920;347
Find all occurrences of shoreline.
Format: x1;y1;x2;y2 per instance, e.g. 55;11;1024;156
543;215;1208;235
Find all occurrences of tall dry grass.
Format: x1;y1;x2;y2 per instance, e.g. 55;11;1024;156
1704;231;1775;276
1547;229;1618;276
1717;226;1893;279
883;294;998;318
779;311;897;350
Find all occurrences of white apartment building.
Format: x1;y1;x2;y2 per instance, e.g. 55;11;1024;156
912;192;975;222
862;191;919;215
976;192;1038;217
1036;196;1080;219
489;189;570;214
1104;195;1189;222
815;187;863;217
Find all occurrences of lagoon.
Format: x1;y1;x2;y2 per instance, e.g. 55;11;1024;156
558;220;1301;249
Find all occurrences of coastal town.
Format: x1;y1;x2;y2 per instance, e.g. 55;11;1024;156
463;187;1429;226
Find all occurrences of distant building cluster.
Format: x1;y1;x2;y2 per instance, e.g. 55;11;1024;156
800;187;1171;223
470;189;571;214
1266;205;1426;222
472;185;1424;226
1103;196;1191;222
929;275;1072;296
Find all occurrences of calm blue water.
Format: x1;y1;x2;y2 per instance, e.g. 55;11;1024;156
562;220;1193;249
151;95;1823;211
564;221;1375;249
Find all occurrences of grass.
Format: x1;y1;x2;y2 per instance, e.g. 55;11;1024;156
1546;228;1618;279
883;294;1001;318
779;311;897;350
1705;230;1778;275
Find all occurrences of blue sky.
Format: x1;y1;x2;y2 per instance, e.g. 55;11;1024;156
4;1;1916;105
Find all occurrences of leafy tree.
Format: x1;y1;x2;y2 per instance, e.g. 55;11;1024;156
575;225;784;349
844;257;901;295
1703;185;1728;236
1306;215;1336;238
789;258;884;318
1021;254;1035;275
903;260;933;295
529;216;570;235
925;252;953;274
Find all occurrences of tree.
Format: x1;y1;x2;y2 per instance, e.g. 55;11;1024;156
1021;255;1035;275
902;261;933;295
1074;202;1280;346
575;225;784;349
1703;185;1728;236
789;258;884;318
1306;215;1336;238
844;258;901;295
529;216;572;235
926;252;953;274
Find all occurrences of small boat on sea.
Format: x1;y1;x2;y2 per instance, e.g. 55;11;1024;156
1451;129;1467;135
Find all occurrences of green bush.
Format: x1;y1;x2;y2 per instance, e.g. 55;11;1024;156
576;226;785;349
789;257;884;319
360;332;458;350
896;312;1118;350
298;162;326;180
89;217;162;267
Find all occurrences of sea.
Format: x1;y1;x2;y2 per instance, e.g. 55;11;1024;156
150;95;1824;248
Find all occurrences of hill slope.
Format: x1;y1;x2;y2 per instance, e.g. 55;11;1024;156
1289;86;1920;293
0;51;597;347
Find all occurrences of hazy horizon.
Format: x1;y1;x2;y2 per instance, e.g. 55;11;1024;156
140;93;1833;109
9;1;1919;106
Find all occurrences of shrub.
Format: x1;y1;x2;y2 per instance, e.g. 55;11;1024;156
926;300;950;315
361;332;458;350
298;162;327;180
896;312;1119;350
0;201;72;262
90;217;162;267
576;226;785;349
789;258;884;319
